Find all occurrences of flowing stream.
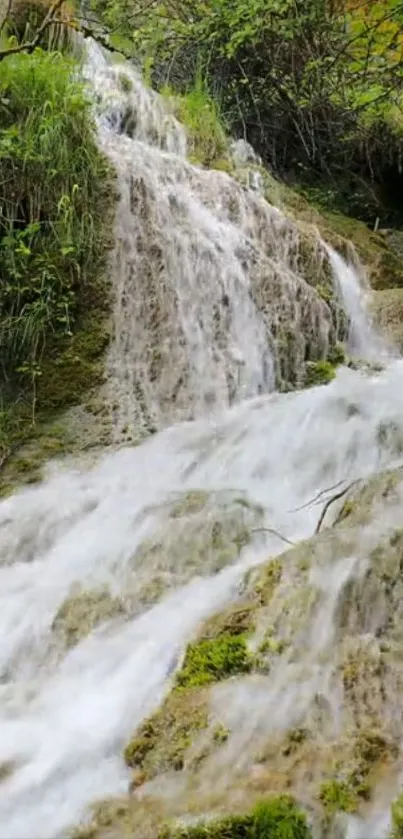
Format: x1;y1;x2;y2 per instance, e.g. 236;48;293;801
0;43;401;839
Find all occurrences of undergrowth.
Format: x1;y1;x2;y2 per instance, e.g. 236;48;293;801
162;75;227;166
0;46;114;474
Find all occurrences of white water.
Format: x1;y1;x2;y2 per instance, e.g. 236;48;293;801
0;43;400;839
327;245;390;363
83;41;355;439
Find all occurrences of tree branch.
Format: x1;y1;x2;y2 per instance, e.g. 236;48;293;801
0;0;68;61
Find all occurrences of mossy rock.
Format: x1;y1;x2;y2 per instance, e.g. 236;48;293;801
52;586;125;648
159;795;311;838
199;602;257;639
129;491;263;596
124;687;209;779
334;468;403;528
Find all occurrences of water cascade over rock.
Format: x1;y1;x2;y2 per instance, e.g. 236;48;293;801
84;42;353;441
0;42;401;839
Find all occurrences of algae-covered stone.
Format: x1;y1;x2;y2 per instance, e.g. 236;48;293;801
124;688;209;779
52;586;125;647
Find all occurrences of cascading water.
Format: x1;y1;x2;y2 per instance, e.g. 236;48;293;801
83;41;350;440
0;42;401;839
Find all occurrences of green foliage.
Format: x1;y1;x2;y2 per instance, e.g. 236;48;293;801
0;47;113;464
305;361;336;388
175;633;252;689
327;343;346;366
391;791;403;838
161;795;311;838
105;0;403;225
163;75;227;166
319;779;358;815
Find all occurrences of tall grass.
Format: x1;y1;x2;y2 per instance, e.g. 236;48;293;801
0;48;112;389
162;74;228;166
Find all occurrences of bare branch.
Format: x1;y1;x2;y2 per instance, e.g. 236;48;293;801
251;526;295;547
0;0;67;62
315;479;361;535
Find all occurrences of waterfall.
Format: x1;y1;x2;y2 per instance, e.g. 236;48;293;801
83;41;350;440
326;244;390;362
0;42;401;839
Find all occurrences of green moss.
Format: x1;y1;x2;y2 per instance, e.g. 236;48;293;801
175;633;253;690
253;558;283;605
327;343;346;366
210;157;233;174
305;360;336;387
160;795;311;838
391;792;403;838
319;779;358;814
281;728;307;757
212;724;230;744
124;688;209;779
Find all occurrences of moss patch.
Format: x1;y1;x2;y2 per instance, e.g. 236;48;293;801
305;360;336;387
124;688;209;779
250;558;283;605
319;779;358;815
160;795;311;838
175;634;253;690
391;792;403;838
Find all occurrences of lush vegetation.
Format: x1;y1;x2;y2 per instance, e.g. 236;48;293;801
160;796;311;838
90;0;403;225
0;24;113;477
